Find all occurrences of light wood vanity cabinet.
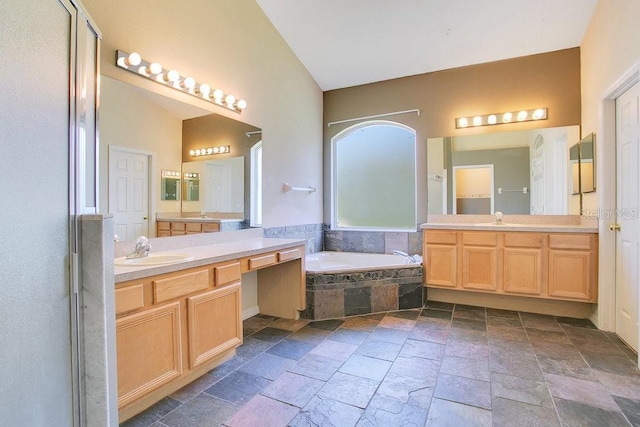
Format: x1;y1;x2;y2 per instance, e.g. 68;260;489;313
115;261;242;421
115;243;305;422
156;220;220;237
423;229;597;302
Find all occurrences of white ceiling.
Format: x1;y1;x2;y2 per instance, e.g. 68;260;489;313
256;0;598;91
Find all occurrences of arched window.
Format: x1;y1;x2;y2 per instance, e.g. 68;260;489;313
332;121;416;230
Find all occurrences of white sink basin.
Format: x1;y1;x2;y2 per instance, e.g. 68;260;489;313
115;253;193;266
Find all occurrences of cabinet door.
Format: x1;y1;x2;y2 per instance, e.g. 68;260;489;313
425;244;457;287
187;283;242;369
462;247;498;291
503;248;542;295
116;302;182;408
548;250;593;301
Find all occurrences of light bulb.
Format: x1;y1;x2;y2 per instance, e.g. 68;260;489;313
458;117;468;128
126;52;141;67
182;77;196;90
164;69;180;83
189;149;195;156
147;62;162;75
225;94;236;108
195;149;201;155
198;83;211;98
533;108;545;119
236;99;247;110
473;116;482;126
488;115;497;125
213;89;224;102
517;110;528;121
206;148;213;154
502;112;513;123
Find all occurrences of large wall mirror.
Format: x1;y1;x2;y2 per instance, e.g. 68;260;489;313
100;76;261;242
427;125;581;216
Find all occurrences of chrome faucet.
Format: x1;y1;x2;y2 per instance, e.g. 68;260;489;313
495;211;504;223
392;250;422;264
126;236;151;259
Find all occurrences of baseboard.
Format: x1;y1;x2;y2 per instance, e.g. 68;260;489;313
242;306;259;320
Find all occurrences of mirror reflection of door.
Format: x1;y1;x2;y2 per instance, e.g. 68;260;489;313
452;165;494;214
205;163;232;212
109;147;150;240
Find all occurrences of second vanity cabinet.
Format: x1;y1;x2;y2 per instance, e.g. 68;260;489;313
424;229;598;302
156;220;221;237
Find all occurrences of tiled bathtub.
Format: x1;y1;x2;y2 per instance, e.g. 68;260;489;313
302;252;425;320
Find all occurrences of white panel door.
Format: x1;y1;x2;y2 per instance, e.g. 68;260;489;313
615;81;640;352
205;162;232;212
109;148;150;240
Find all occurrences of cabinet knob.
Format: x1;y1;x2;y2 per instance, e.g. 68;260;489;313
143;216;149;220
609;223;621;231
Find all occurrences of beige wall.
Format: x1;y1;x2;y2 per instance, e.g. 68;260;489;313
84;0;324;228
324;49;582;224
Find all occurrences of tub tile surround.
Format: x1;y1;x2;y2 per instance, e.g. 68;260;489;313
304;267;424;320
264;223;323;253
324;226;424;256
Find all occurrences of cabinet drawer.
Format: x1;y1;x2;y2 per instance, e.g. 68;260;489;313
549;234;592;250
463;232;497;246
202;223;220;233
115;284;145;315
171;222;186;231
278;248;302;262
425;231;457;245
185;223;202;232
157;221;170;231
504;233;543;248
153;269;210;303
248;253;277;270
215;262;241;287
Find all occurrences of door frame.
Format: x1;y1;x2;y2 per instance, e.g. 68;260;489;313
451;164;495;214
597;60;640;344
108;145;155;237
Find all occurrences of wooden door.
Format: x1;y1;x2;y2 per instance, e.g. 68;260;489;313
503;248;542;295
615;81;640;351
109;147;150;240
187;284;242;369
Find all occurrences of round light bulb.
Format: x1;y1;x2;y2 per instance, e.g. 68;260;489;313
195;149;201;155
225;94;236;108
198;83;211;98
165;69;180;83
473;116;482;126
147;62;162;75
488;115;497;125
189;149;195;156
182;77;196;90
458;117;468;128
502;112;513;123
517;110;528;121
213;147;219;153
533;108;545;119
126;52;141;67
236;99;247;110
206;148;213;154
213;89;224;102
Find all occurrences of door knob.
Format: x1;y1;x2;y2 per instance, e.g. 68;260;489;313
143;216;149;220
609;223;621;231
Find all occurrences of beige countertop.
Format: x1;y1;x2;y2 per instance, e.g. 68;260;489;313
420;214;598;233
114;237;306;283
155;216;243;223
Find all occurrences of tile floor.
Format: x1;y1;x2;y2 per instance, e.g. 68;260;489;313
121;302;640;427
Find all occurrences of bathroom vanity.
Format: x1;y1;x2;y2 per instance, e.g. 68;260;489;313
114;235;305;422
155;216;244;236
422;215;598;303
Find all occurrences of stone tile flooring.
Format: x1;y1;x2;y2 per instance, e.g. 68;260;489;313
121;302;640;427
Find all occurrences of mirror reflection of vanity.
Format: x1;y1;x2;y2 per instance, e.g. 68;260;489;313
427;125;583;216
100;76;261;243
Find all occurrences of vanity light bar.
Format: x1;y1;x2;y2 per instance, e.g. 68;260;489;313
456;108;547;129
183;172;199;179
161;169;180;178
189;145;231;157
116;50;247;113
